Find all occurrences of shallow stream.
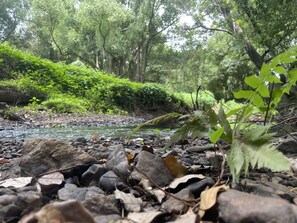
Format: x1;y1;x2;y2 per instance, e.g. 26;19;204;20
0;125;174;141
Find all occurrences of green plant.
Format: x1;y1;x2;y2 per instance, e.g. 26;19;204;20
41;94;91;113
133;47;297;182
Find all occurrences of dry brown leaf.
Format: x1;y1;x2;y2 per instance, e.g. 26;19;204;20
0;158;8;164
19;200;96;223
167;174;206;190
0;177;32;188
199;185;229;218
127;211;163;223
127;153;136;162
114;189;143;212
163;155;188;178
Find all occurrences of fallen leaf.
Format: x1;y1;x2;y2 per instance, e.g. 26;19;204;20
199;185;229;218
139;179;166;203
127;153;136;162
163;155;188;178
0;158;8;164
167;208;199;223
114;189;143;212
167;174;205;190
91;134;100;142
127;211;163;223
0;177;32;188
19;200;96;223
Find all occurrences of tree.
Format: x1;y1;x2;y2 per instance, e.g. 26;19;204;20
0;0;28;42
191;0;297;70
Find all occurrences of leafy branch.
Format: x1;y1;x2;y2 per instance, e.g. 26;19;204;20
132;46;297;182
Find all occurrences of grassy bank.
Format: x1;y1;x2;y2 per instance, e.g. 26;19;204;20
0;43;191;114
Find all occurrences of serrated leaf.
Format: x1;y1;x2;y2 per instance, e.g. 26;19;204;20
210;127;224;144
249;145;290;171
244;75;261;89
273;66;287;75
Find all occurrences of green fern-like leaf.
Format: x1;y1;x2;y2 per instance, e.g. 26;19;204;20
228;128;290;182
129;112;181;138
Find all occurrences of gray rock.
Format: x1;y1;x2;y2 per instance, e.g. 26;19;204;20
83;194;120;215
240;179;280;198
218;189;297;223
81;164;107;186
187;178;215;197
93;214;121;223
161;188;194;214
105;144;130;180
276;137;297;153
20;138;96;177
58;184;103;201
130;151;174;187
99;171;129;192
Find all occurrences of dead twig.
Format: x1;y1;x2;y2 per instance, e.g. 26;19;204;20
212;144;227;187
133;166;197;207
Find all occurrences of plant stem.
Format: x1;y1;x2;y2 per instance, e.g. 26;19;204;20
264;82;275;125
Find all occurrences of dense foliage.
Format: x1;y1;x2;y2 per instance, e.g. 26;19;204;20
0;43;189;114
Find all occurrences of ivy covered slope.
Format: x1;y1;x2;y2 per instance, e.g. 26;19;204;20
0;44;188;114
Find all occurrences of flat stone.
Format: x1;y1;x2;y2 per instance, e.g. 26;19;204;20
99;171;128;192
161;188;194;214
20;138;96;177
218;189;297;223
81;164;107;186
130;151;174;187
58;184;103;201
276;137;297;154
105;144;130;180
83;194;120;215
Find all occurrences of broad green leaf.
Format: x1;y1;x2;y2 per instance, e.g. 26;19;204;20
270;54;283;68
218;103;232;138
259;63;271;78
273;66;287;75
265;75;282;83
226;107;242;117
257;85;270;98
288;68;297;83
251;94;265;107
210;127;224;144
281;57;297;64
233;90;255;99
244;75;261;89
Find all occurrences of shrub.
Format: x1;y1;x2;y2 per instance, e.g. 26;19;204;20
41;94;91;113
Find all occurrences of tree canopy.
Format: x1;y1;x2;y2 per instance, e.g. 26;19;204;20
2;0;297;99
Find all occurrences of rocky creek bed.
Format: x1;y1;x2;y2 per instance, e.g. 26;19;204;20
1;112;297;223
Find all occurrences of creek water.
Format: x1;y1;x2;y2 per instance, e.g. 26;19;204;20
0;125;174;141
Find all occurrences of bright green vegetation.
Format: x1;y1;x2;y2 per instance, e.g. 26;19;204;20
135;47;297;182
0;44;190;114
